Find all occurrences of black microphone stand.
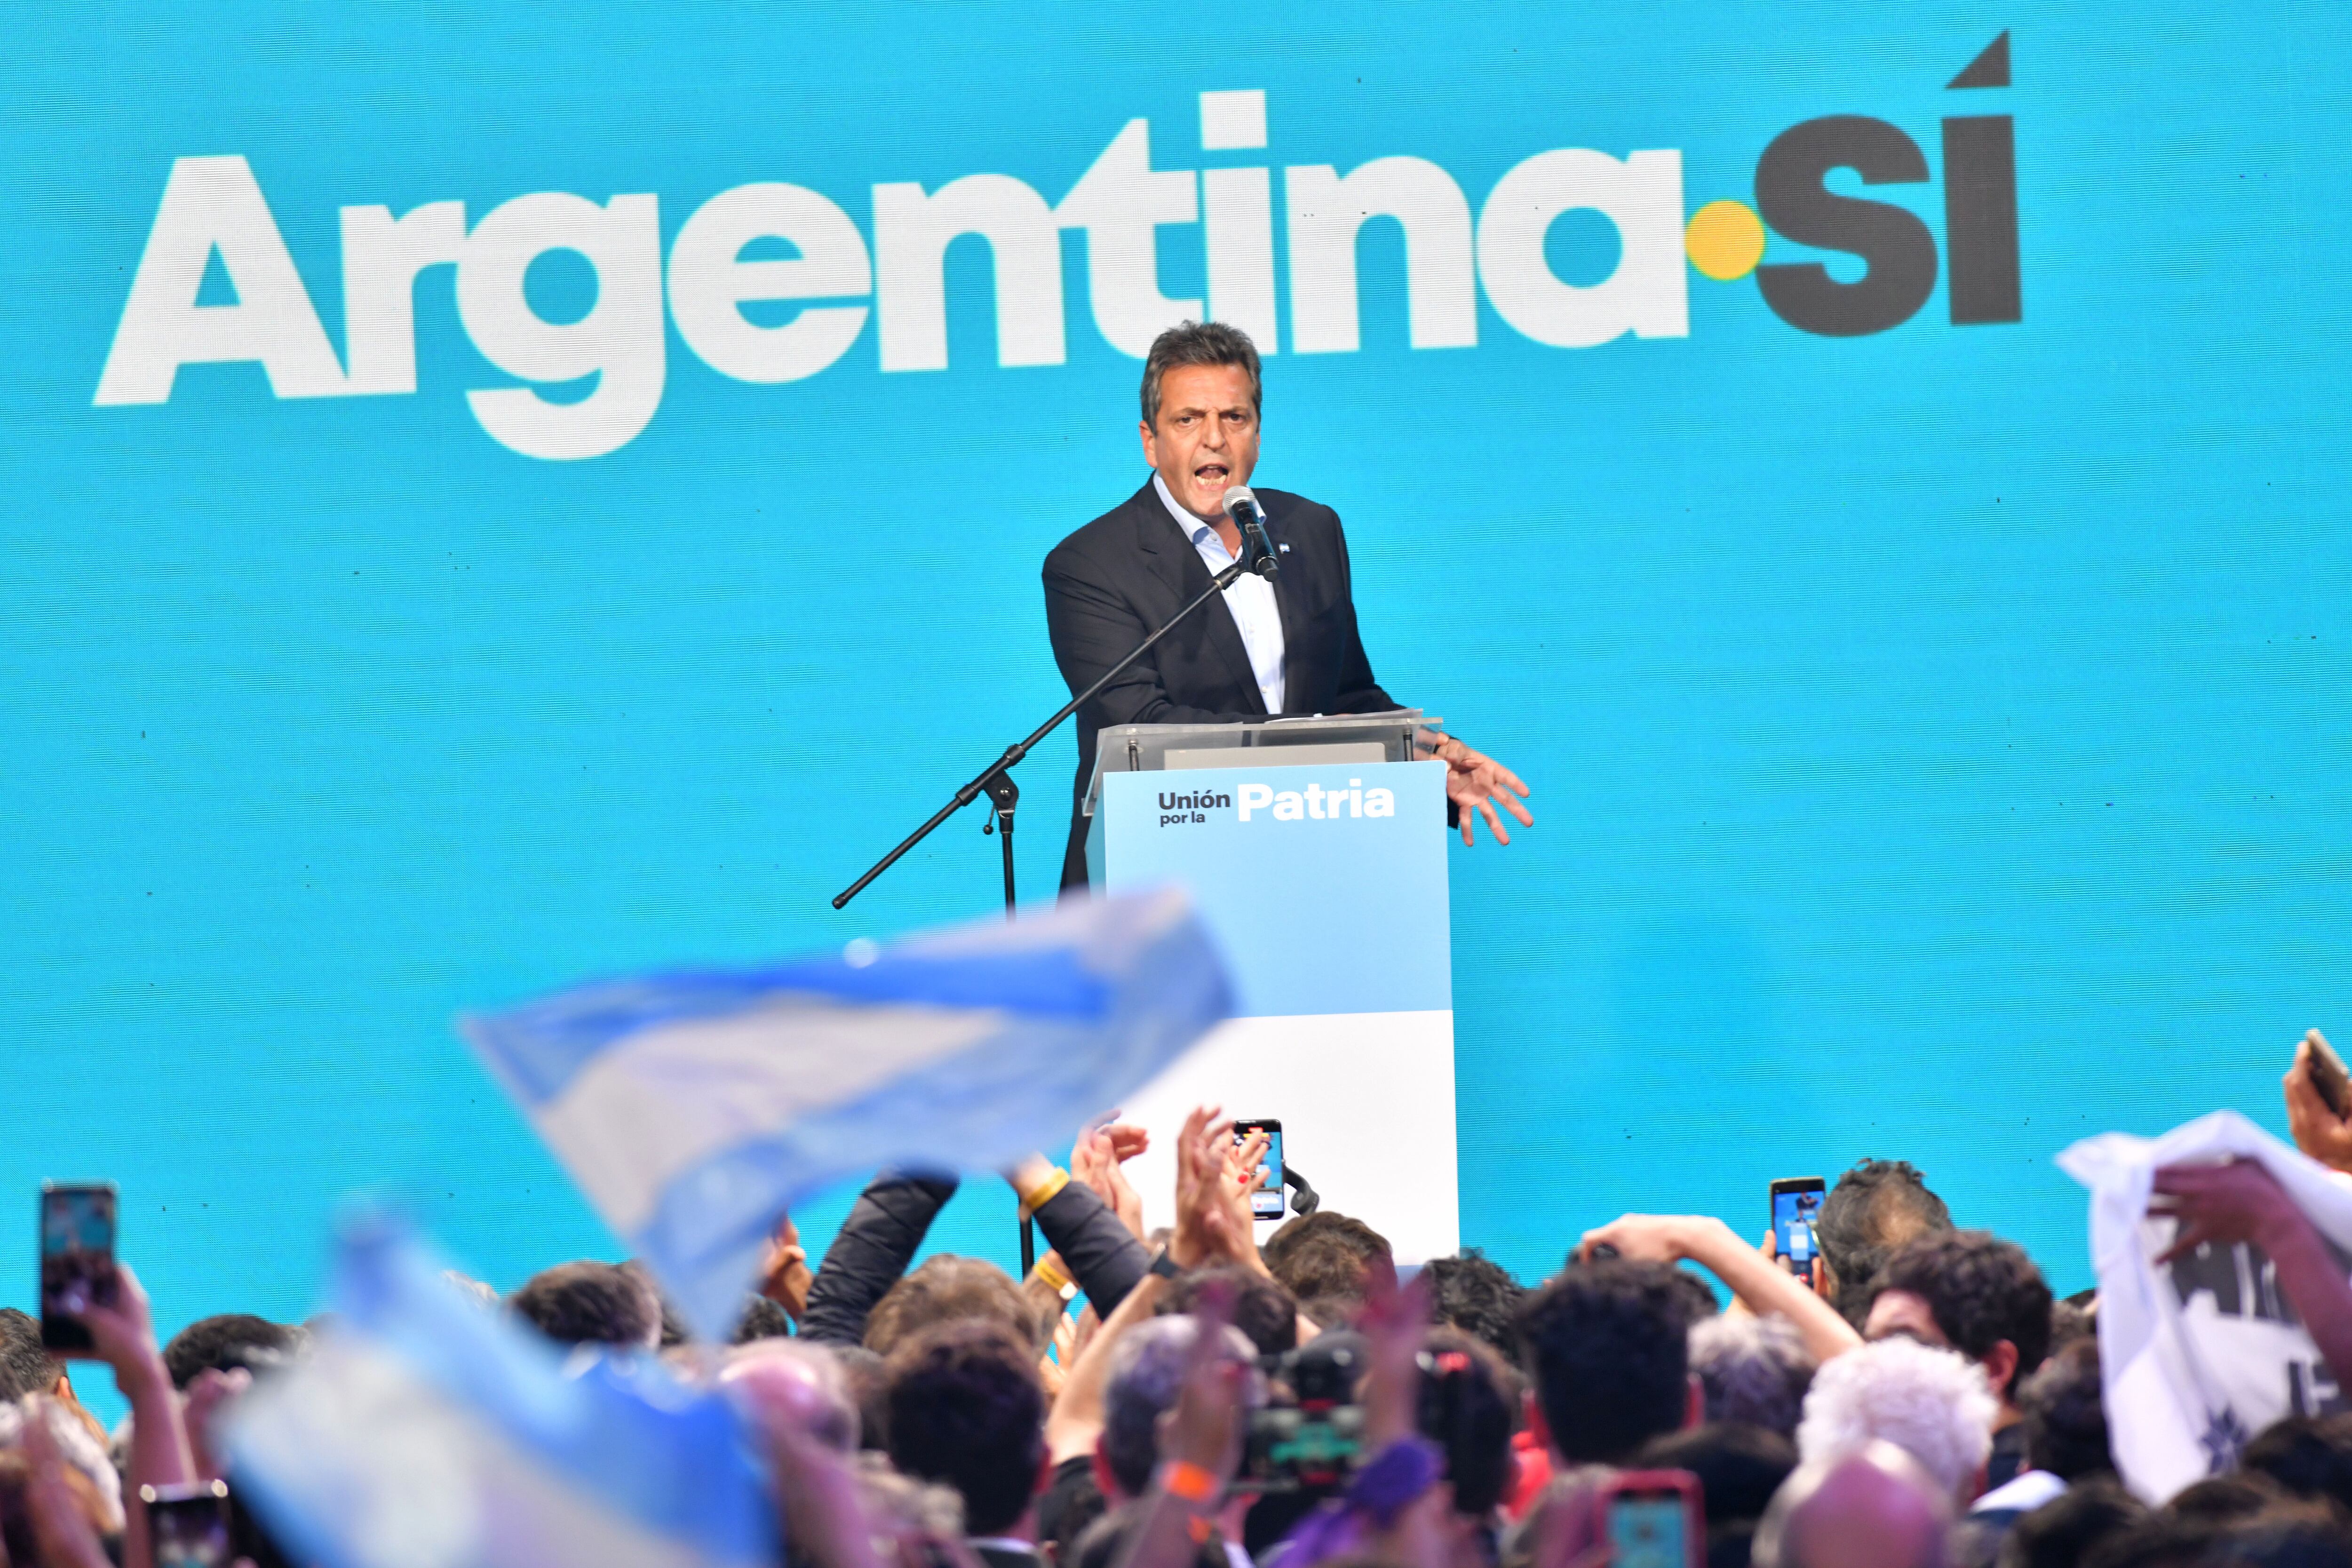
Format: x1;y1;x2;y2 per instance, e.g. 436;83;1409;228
833;535;1264;1273
833;550;1258;915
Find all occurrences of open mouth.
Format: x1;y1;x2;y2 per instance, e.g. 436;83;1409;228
1193;463;1230;489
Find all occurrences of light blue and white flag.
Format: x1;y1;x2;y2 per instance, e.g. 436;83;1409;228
224;1215;777;1568
463;889;1233;1338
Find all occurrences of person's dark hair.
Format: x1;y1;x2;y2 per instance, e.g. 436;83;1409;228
509;1262;659;1349
2018;1336;2109;1480
620;1262;690;1347
884;1321;1047;1537
1516;1258;1693;1464
1262;1213;1391;1306
1161;1266;1299;1356
0;1309;62;1401
2081;1516;2227;1568
2162;1472;2288;1523
1418;1329;1518;1518
1999;1476;2149;1568
1139;321;1262;429
2049;1297;2096;1351
866;1254;1044;1357
732;1296;796;1345
1875;1230;2052;1399
2243;1414;2352;1518
2218;1512;2352;1568
1637;1422;1796;1527
1274;1236;1382;1305
1296;1295;1358;1332
1815;1160;1954;1329
833;1345;890;1453
1422;1249;1526;1360
1688;1313;1815;1438
1663;1267;1723;1322
161;1313;301;1389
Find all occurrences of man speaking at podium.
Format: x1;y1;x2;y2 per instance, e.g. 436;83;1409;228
1043;321;1533;890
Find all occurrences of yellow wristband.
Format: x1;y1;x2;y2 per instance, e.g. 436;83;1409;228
1018;1167;1071;1213
1033;1257;1072;1294
1160;1460;1218;1504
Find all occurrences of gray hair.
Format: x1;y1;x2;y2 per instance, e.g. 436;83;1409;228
1140;321;1262;427
1795;1337;1995;1502
1101;1316;1260;1496
1690;1312;1817;1437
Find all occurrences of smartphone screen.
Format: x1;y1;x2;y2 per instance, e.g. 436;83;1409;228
40;1182;119;1353
1770;1178;1826;1279
1234;1120;1284;1221
143;1483;233;1568
1607;1492;1690;1568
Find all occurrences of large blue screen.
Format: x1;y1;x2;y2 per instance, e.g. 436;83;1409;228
6;1;2346;1372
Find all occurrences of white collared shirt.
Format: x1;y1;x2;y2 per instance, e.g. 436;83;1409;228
1971;1469;2067;1514
1154;473;1286;715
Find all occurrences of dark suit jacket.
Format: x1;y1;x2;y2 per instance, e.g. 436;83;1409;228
1042;478;1404;888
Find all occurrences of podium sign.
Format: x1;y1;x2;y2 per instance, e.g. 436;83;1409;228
1097;758;1459;1260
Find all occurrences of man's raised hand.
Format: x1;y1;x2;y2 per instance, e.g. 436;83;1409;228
1420;732;1534;848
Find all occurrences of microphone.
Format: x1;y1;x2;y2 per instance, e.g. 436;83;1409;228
1222;486;1279;578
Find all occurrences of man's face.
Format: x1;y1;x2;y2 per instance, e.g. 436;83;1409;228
1141;362;1260;520
1865;1289;1949;1349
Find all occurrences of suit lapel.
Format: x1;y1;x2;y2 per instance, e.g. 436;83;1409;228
1130;478;1267;716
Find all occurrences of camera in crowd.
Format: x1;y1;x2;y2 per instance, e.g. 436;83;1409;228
1238;1329;1502;1497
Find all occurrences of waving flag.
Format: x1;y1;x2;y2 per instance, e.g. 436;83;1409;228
224;1216;775;1568
463;889;1234;1338
2057;1110;2352;1501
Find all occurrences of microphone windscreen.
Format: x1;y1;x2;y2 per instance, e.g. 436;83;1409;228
1221;485;1259;520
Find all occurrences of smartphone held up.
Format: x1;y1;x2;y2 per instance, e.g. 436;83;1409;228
1769;1177;1825;1281
1233;1119;1285;1222
143;1481;234;1568
1601;1470;1705;1568
40;1180;119;1353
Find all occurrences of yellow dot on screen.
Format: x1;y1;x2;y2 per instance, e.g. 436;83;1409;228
1685;199;1767;280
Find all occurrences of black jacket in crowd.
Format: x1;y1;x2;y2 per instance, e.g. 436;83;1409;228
800;1171;1151;1348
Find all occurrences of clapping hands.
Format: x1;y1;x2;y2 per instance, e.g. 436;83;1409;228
1072;1113;1151;1239
1172;1106;1271;1274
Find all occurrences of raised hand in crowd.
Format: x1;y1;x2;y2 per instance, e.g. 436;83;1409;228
1109;1282;1248;1568
1170;1105;1267;1274
182;1365;254;1484
18;1395;119;1568
2283;1028;2352;1177
2152;1157;2352;1387
1575;1212;1860;1364
1046;1106;1258;1469
757;1212;815;1323
1071;1113;1151;1241
1352;1272;1453;1568
52;1260;194;1568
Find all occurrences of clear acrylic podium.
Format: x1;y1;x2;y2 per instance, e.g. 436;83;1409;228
1081;711;1460;1262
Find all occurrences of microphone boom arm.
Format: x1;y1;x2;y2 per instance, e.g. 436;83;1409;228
832;555;1251;910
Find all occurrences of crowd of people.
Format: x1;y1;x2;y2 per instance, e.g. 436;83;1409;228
6;1034;2352;1568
